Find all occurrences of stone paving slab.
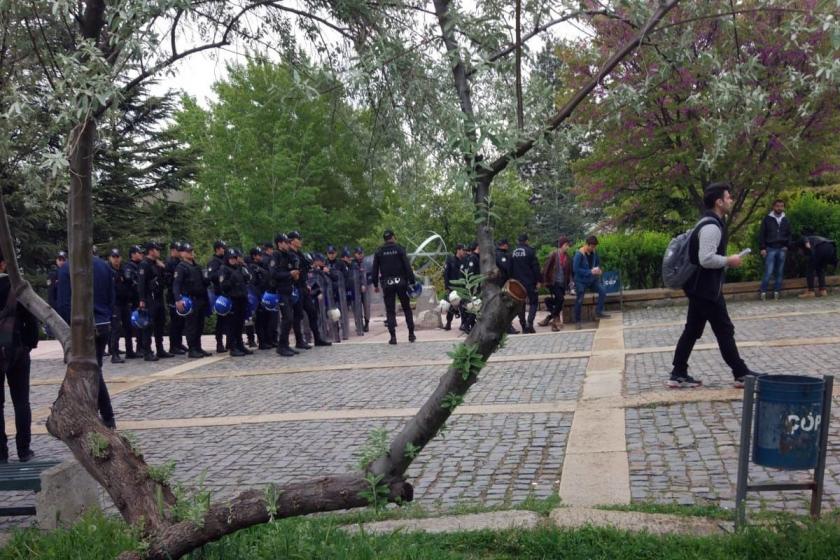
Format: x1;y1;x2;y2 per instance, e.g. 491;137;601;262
625;401;840;513
624;345;840;395
622;296;840;327
29;355;194;383
343;510;542;534
550;506;731;535
623;313;840;349
108;358;587;421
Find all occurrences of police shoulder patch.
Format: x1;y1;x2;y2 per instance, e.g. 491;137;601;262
174;271;179;278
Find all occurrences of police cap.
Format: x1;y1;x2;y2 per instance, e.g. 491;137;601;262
128;245;142;256
169;241;182;250
455;243;465;251
383;229;395;241
274;233;289;244
213;240;227;250
313;252;325;262
57;250;68;260
262;242;273;249
354;246;364;254
226;247;241;259
181;242;194;252
145;241;162;251
287;231;301;240
517;233;529;243
341;247;351;258
109;248;121;258
326;245;336;253
497;238;509;247
249;247;262;257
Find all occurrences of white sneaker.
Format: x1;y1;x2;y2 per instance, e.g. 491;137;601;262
773;291;780;301
760;292;766;301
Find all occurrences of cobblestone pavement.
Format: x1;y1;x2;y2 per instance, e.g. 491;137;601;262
626;402;840;513
110;358;587;421
622;295;840;327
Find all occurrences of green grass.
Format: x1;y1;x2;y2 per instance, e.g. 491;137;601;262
5;503;840;560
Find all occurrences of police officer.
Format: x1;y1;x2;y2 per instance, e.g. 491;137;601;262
269;233;298;356
138;242;174;361
248;247;273;349
46;250;67;312
173;242;211;359
123;245;144;357
165;241;187;355
107;248;128;364
509;233;541;334
262;242;279;339
219;248;251;357
352;246;371;332
372;229;416;345
443;244;466;331
288;231;332;347
495;239;519;335
207;240;228;353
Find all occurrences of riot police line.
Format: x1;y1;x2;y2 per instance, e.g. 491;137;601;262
48;229;426;362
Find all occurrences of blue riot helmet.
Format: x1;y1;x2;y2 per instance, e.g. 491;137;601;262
176;296;193;317
408;282;423;298
261;291;279;311
131;309;150;329
247;291;259;317
291;286;300;304
214;295;232;316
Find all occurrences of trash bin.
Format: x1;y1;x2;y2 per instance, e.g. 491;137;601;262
752;375;825;470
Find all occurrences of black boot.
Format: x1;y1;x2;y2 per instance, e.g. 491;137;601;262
111;354;125;364
216;341;226;354
170;346;186;355
188;349;205;359
314;338;332;347
18;448;34;462
363;320;369;332
144;351;159;362
388;332;397;345
276;346;296;357
409;332;416;343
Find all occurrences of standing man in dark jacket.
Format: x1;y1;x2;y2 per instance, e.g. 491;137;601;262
173;243;211;359
207;240;227;353
372;229;416;345
442;244;465;331
107;249;128;363
269;234;298;356
509;233;541;333
138;242;174;361
56;252;117;428
289;231;331;347
668;183;761;389
0;252;38;461
165;242;187;355
46;250;67;310
758;199;792;301
248;247;272;349
219;248;251;357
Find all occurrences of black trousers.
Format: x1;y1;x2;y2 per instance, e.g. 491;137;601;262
228;298;247;351
168;305;185;349
110;303;129;354
215;313;228;346
807;243;838;290
94;325;116;428
517;286;538;327
254;308;271;346
549;283;566;318
384;283;414;335
185;298;208;351
277;299;293;347
672;294;748;379
294;287;323;343
0;347;32;455
140;300;166;355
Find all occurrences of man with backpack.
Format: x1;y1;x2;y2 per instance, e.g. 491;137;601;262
0;253;38;462
666;183;761;389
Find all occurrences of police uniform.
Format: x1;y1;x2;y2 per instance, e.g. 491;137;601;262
509;234;541;333
173;243;210;358
371;230;416;344
137;242;173;360
495;240;519;335
443;246;465;330
107;248;129;363
352;247;371;332
269;234;297;356
164;242;187;354
218;248;250;357
206;241;228;353
289;231;331;347
247;248;272;349
123;246;143;356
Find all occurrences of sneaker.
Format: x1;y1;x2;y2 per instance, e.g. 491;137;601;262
665;374;703;389
733;377;746;389
773;291;780;301
760;292;766;301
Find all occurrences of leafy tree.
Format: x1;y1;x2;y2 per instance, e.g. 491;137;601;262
568;1;840;235
172;59;386;251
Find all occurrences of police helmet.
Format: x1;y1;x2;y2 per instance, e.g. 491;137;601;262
213;295;232;316
176;296;193;317
246;291;259;318
408;282;423;298
131;309;150;329
261;291;279;311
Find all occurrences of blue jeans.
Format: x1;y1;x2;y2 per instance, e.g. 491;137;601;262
760;247;786;293
574;279;606;322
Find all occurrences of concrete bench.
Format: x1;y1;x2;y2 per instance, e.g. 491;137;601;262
0;460;60;516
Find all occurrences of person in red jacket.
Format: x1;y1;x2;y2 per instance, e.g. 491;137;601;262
539;237;572;331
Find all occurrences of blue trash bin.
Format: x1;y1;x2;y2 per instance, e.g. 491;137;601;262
753;375;825;470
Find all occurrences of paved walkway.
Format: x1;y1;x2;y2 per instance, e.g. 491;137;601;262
4;295;840;531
